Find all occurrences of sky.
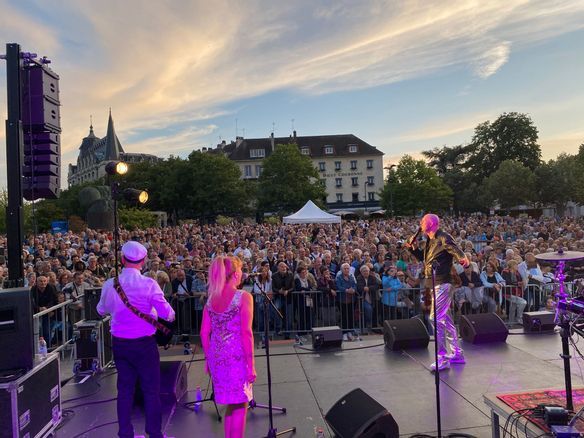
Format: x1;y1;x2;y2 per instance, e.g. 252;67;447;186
1;0;584;188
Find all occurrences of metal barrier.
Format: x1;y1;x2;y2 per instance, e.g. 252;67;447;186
32;294;85;356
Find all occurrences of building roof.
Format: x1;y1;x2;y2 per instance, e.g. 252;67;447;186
104;110;125;160
225;133;383;161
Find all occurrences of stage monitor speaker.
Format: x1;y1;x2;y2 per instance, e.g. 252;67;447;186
325;388;399;438
134;360;188;406
312;326;342;349
0;288;34;375
460;313;508;344
523;311;556;332
83;287;103;321
383;318;430;351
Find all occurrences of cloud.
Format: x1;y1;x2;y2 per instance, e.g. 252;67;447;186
473;42;511;78
396;112;494;143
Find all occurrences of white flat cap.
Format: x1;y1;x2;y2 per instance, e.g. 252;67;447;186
122;241;147;262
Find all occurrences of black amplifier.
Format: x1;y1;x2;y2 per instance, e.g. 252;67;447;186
73;316;112;374
0;353;61;438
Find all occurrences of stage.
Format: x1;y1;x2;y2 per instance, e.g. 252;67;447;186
55;329;582;437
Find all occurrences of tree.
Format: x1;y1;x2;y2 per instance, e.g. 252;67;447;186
257;143;327;214
118;207;158;230
422;144;469;176
380;155;453;216
481;160;536;210
535;154;579;215
465;112;542;181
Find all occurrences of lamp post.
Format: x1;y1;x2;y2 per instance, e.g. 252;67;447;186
363;180;370;213
385;164;397;217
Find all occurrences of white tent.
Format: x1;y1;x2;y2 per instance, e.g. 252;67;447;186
283;200;341;224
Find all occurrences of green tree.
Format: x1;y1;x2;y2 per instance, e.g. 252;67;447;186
118;207;158;230
481;160;536;210
257;143;327;214
380;155;453;215
465;112;542;181
535;154;579;215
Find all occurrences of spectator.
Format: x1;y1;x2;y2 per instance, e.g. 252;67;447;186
501;260;528;324
336;263;357;337
317;267;337;326
479;262;504;314
357;264;379;333
272;262;294;340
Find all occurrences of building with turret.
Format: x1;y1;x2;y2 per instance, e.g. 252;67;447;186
67;111;160;187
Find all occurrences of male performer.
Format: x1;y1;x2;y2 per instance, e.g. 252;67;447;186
406;214;469;372
97;241;175;438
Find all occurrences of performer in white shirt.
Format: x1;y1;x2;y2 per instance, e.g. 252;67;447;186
97;241;175;438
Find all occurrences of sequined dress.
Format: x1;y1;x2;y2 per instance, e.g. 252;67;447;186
206;290;253;404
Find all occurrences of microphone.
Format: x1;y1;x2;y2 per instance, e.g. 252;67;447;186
406;227;422;247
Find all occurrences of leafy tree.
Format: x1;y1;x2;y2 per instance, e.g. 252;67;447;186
465;112;542;181
481;160;536;210
422;145;469;176
31;201;65;233
535;154;580;215
380;155;453;216
118;207;158;230
257;144;327;214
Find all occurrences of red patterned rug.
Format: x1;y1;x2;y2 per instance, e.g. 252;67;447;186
497;388;584;432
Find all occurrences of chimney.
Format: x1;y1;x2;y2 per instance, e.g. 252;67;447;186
236;136;244;147
270;132;275;152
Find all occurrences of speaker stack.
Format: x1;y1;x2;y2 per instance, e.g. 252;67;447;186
325;388;399;438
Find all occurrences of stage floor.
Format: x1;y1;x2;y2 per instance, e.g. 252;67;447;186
55;328;583;437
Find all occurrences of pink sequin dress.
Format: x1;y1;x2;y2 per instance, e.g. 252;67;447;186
206;290;253;404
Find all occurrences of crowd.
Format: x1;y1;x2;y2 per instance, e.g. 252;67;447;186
12;214;584;346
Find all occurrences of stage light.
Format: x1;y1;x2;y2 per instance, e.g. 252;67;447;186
123;188;148;204
105;161;128;176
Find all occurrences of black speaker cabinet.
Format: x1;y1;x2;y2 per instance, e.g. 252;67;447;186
383;318;430;351
135;361;188;406
83;287;103;321
325;388;399;438
523;311;556;332
0;288;34;374
312;326;343;349
460;313;509;344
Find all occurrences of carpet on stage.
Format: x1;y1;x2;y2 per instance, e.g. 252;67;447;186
498;388;584;432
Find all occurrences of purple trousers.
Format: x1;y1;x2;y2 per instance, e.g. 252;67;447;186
112;335;163;438
430;283;462;359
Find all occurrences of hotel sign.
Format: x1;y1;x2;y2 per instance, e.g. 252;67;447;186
323;171;363;177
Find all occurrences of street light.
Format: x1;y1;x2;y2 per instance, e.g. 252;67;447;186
363;180;370;213
385;164;397;217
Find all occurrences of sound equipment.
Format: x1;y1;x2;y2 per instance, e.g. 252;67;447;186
324;388;399;438
72;317;112;374
460;313;509;344
0;288;34;375
83;287;103;321
0;353;61;438
312;326;342;349
134;361;188;406
383;318;430;351
523;311;556;332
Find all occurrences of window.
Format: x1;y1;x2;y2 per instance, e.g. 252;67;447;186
348;144;358;153
366;159;373;169
320;179;327;187
350;160;357;170
255;165;262;177
244;165;252;177
352;193;359;202
301;147;310;155
367;176;374;185
336;193;343;203
335;161;342;171
368;192;375;201
351;177;358;186
335;178;342;187
319;162;326;172
250;149;265;158
325;145;334;155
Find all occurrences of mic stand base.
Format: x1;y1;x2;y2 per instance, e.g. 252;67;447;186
249;399;286;413
265;426;297;438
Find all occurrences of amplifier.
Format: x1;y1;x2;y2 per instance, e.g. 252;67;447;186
312;326;343;350
73;317;112;374
0;353;61;438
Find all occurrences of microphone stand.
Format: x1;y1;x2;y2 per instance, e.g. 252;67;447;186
430;261;442;438
251;277;296;438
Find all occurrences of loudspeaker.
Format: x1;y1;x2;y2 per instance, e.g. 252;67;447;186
383;318;430;351
325;388;399;438
134;361;188;406
460;313;509;344
523;311;556;332
312;326;342;349
83;288;103;321
0;288;34;375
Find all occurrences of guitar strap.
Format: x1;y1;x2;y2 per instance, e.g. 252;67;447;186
113;277;170;335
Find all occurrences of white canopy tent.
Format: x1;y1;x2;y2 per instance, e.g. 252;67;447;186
282;200;341;224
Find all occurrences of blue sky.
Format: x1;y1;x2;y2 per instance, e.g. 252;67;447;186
1;0;584;187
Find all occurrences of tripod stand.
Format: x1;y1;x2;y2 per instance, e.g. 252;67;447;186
183;344;222;422
252;277;296;438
